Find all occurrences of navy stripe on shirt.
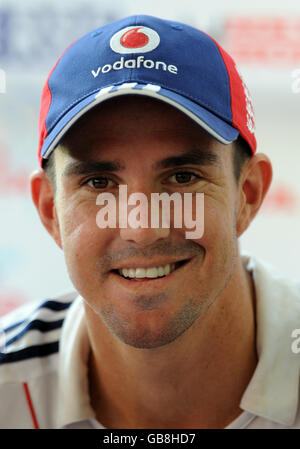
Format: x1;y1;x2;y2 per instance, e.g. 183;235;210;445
0;341;59;364
5;319;64;347
3;300;73;333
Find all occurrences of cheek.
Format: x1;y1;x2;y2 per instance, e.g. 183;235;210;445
191;193;238;278
188;186;236;241
56;197;113;284
59;198;97;243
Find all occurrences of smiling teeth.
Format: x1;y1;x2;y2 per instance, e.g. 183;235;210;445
118;263;175;279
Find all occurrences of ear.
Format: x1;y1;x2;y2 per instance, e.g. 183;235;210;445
236;153;273;238
30;169;63;249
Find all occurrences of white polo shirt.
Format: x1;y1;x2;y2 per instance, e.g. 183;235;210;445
0;254;300;429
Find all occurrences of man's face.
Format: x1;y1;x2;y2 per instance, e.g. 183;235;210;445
53;96;241;349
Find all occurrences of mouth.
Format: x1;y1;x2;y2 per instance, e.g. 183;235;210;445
111;259;191;281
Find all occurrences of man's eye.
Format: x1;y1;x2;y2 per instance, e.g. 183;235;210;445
86;177;114;189
168;172;198;184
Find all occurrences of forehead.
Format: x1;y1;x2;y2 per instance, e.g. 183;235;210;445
55;95;229;164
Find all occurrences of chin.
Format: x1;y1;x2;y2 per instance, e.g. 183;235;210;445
99;304;200;350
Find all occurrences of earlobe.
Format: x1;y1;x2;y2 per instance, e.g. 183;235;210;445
30;170;63;249
236;154;273;238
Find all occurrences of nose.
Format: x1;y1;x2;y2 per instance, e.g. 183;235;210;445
119;188;171;246
120;225;170;247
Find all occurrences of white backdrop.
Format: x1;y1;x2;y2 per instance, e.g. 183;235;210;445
0;0;299;315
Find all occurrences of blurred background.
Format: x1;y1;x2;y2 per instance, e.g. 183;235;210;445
0;0;299;315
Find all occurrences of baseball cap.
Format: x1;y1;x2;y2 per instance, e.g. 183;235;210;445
38;14;256;167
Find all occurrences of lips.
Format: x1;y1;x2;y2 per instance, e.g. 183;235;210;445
119;263;175;279
112;259;190;281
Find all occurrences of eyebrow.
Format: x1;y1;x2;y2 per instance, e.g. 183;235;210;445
62;159;125;177
62;148;220;177
152;149;221;170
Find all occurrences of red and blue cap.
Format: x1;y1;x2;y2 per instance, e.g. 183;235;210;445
38;14;256;167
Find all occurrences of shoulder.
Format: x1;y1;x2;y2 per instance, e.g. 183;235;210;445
0;291;78;428
0;290;77;381
242;253;300;299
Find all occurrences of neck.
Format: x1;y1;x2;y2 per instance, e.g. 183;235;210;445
85;256;257;429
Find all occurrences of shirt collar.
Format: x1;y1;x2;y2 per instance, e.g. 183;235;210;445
240;254;300;426
56;295;95;429
56;254;300;428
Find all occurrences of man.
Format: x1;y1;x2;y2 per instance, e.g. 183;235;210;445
0;15;299;429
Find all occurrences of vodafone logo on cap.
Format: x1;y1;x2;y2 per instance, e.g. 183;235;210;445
110;26;160;54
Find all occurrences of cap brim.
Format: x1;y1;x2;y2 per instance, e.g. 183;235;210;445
41;82;239;160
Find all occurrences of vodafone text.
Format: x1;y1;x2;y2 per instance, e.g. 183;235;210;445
96;185;204;240
91;56;178;78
